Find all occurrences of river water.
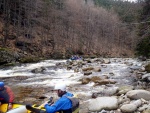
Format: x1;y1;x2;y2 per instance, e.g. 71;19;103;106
0;58;149;111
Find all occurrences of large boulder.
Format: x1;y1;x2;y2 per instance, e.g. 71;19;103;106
0;48;17;65
120;104;137;113
120;99;142;113
88;97;118;111
126;90;150;101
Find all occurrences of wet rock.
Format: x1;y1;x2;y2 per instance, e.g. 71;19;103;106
84;71;92;76
118;95;130;105
132;99;142;107
90;76;102;83
117;85;134;95
142;73;150;82
67;65;72;70
130;66;142;70
31;67;46;73
82;67;94;71
100;109;107;113
91;93;98;98
126;90;150;101
95;79;116;85
120;104;137;113
81;77;90;84
109;72;115;76
93;67;101;72
0;49;16;65
102;59;110;64
145;64;150;73
83;58;92;63
138;104;149;112
138;56;147;61
101;65;107;68
102;87;119;96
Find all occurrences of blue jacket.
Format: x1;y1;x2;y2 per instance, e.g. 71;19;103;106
44;92;73;113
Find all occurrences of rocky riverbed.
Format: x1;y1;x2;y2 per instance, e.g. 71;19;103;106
0;58;150;113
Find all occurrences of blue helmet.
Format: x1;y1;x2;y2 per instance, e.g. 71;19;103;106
0;82;4;88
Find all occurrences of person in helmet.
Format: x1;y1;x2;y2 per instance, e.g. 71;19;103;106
44;83;73;113
0;81;14;110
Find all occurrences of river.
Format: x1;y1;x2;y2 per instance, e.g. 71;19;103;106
0;58;149;112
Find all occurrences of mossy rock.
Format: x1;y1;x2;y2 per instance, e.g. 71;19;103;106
0;48;16;65
0;47;11;51
91;76;102;83
145;64;150;73
118;85;134;95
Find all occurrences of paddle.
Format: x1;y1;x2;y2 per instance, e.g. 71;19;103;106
26;97;53;113
26;105;46;113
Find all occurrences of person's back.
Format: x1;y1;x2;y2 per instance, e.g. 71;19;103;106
44;83;73;113
0;82;14;110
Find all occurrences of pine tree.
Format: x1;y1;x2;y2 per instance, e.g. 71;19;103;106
136;0;150;58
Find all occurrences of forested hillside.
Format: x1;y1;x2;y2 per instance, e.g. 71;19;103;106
94;0;141;23
0;0;147;62
136;0;150;58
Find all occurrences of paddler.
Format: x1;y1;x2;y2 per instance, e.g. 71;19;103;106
0;81;14;110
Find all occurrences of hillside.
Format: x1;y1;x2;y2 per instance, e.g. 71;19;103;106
0;0;142;63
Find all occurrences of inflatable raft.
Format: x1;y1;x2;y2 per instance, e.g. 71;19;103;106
0;103;79;113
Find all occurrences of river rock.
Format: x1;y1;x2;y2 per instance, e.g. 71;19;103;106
118;85;134;95
118;95;130;105
88;97;118;111
138;104;149;112
145;64;150;73
81;77;90;84
132;99;142;107
93;67;101;72
142;109;150;113
95;79;116;85
84;71;92;75
103;87;119;96
142;73;150;81
31;67;46;73
126;90;150;100
82;67;94;71
103;59;110;64
120;104;137;113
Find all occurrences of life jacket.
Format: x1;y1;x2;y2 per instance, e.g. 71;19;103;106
0;87;6;102
57;109;72;113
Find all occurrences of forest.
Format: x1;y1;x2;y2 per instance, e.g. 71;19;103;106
0;0;149;62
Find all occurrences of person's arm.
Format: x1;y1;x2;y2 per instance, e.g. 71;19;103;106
5;86;14;110
5;86;14;103
44;104;56;113
44;98;63;113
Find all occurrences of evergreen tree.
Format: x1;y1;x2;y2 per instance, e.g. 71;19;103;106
136;0;150;58
93;0;140;23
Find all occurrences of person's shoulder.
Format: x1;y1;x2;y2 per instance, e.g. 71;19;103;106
4;85;10;89
65;92;74;97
